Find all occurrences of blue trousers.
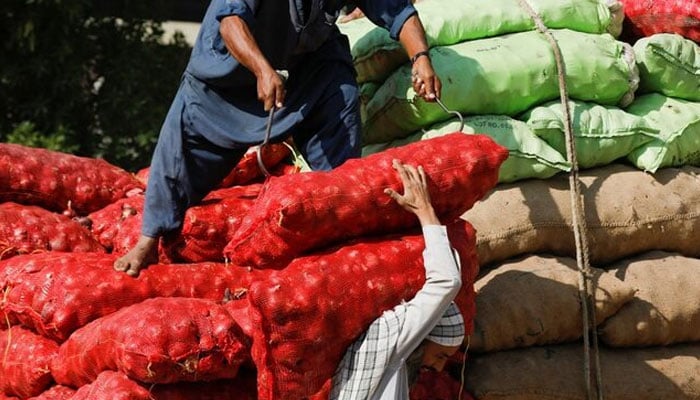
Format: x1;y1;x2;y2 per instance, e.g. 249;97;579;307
141;61;361;237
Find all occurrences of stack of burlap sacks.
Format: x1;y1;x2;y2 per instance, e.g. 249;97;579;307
339;0;700;398
463;165;700;399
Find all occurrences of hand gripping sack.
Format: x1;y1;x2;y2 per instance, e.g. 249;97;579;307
225;133;507;268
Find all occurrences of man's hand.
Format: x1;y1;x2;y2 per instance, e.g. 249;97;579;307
257;68;286;111
398;14;442;102
411;56;441;101
385;159;440;226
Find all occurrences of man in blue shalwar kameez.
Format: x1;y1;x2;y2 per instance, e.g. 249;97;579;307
115;0;443;275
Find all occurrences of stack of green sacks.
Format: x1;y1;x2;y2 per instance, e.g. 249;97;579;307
622;34;700;172
345;0;700;182
518;33;700;174
341;0;646;183
339;0;624;84
361;29;638;143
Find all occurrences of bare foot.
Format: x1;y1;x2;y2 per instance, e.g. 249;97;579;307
114;235;159;277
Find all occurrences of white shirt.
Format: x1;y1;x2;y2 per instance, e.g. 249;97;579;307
330;225;462;400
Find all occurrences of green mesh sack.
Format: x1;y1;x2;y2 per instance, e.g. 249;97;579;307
626;94;700;172
338;0;623;83
523;100;660;169
362;115;570;183
363;29;638;144
634;33;700;101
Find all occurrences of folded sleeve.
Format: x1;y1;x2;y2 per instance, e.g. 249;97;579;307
356;0;417;40
214;0;257;27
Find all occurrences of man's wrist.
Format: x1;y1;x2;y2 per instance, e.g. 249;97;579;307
410;50;430;65
416;207;440;226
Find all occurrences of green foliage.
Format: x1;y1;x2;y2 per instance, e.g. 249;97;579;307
5;121;79;153
0;0;192;171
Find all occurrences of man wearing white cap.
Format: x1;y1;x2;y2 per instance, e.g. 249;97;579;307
330;159;466;400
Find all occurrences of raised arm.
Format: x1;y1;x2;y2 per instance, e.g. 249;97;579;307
384;159;461;356
218;14;285;110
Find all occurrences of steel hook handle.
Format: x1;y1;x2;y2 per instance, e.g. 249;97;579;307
435;97;465;132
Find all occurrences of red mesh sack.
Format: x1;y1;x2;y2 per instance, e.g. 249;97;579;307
88;195;145;253
0;252;261;342
70;371;150;400
224;133;507;268
134;143;290;189
161;184;262;263
149;370;258;400
219;144;291;187
87;185;261;263
620;0;700;43
247;220;478;400
0;326;58;398
269;161;301;177
27;385;76;400
222;298;254;340
0;202;104;260
0;143;144;215
452;221;479;336
51;297;250;387
410;369;475;400
135;167;149;186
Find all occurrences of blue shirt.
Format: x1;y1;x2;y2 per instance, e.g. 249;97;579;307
179;0;417;147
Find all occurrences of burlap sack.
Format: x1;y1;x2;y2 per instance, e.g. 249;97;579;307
599;251;700;347
463;164;700;268
465;343;700;399
471;255;635;353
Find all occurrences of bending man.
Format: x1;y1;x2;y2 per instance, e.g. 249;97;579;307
331;159;465;399
114;0;442;275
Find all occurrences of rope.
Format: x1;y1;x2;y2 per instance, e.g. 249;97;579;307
516;1;603;399
2;287;12;368
458;334;470;400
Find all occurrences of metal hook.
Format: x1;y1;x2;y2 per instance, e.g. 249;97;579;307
255;70;288;178
256;106;274;177
435;97;465;132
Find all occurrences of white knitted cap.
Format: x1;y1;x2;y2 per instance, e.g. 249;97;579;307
425;302;465;347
